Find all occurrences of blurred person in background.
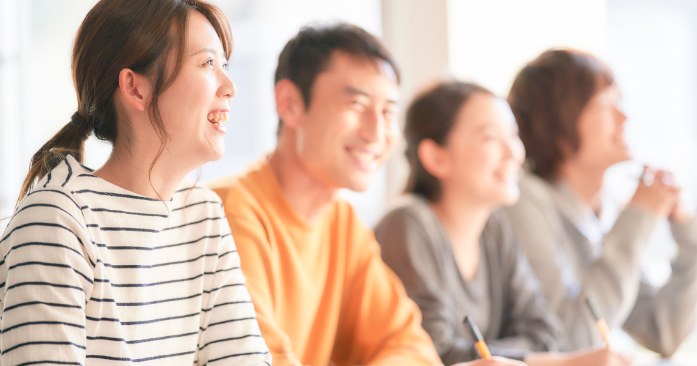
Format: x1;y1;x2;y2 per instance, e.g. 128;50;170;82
0;0;271;364
375;80;633;366
209;24;523;366
505;49;697;357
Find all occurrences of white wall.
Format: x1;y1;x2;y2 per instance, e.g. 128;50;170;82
0;0;29;224
447;0;607;97
381;0;450;204
605;0;697;293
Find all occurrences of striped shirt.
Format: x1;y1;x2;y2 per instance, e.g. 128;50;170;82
0;155;271;365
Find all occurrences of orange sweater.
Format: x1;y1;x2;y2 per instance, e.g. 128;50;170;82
209;160;442;366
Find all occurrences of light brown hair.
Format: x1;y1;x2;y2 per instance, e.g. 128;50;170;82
507;49;614;180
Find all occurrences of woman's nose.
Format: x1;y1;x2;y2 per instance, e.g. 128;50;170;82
219;71;236;99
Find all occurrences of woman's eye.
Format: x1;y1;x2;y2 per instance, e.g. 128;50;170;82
205;59;214;66
222;63;229;71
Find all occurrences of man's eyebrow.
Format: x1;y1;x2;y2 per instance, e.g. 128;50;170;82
189;47;218;57
474;122;499;133
344;86;399;104
344;86;370;98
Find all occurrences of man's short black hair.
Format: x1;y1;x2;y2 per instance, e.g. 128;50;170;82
275;23;400;133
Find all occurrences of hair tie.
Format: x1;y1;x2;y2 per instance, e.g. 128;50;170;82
70;112;82;128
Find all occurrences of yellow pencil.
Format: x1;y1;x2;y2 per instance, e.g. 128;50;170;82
586;297;611;348
463;315;491;359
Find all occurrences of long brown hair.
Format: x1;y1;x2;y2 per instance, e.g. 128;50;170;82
508;49;614;180
16;0;232;207
404;81;493;202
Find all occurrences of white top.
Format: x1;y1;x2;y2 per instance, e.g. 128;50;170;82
0;155;271;365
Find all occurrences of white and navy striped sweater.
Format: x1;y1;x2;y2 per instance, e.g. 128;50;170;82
0;155;271;365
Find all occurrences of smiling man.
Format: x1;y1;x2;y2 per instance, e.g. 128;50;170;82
208;24;442;366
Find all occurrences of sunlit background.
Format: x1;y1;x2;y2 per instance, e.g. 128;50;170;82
1;0;696;363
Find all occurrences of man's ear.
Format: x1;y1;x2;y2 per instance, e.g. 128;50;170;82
118;68;152;112
275;79;306;130
418;138;451;180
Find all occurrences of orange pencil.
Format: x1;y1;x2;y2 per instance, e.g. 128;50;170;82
586;297;611;348
463;315;491;359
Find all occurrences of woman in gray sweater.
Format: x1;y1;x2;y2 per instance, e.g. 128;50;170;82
504;49;697;357
375;81;632;366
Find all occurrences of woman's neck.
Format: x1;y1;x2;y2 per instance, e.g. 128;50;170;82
94;143;191;201
430;190;493;281
558;160;606;214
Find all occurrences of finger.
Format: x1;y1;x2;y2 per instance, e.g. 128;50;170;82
489;356;526;365
665;185;681;198
641;166;657;186
661;171;676;186
654;170;668;186
615;351;633;365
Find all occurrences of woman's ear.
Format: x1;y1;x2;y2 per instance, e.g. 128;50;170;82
557;136;575;160
418;138;451;180
118;68;152;112
275;79;305;130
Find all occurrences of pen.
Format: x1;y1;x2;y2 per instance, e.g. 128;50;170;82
463;315;491;359
586;297;611;348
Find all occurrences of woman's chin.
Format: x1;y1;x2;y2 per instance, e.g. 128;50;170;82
499;186;520;207
205;145;225;163
610;150;632;166
211;149;225;162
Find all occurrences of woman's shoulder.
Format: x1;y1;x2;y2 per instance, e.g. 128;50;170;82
377;194;435;231
517;171;555;202
506;171;560;221
4;156;91;247
18;155;88;213
374;194;445;253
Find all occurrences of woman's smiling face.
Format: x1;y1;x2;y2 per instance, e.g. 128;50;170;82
155;10;236;166
436;93;526;207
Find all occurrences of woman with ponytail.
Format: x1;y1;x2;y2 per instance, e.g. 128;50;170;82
0;0;270;364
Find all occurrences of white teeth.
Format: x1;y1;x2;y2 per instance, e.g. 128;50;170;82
348;149;377;163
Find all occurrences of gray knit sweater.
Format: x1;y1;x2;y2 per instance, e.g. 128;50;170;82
375;195;565;365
